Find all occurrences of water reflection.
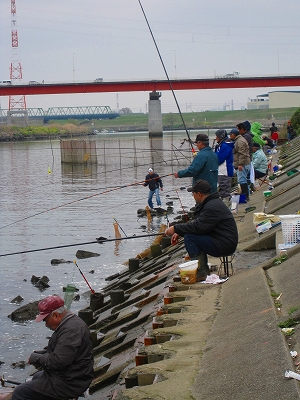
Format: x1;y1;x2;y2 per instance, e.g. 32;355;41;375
61;163;98;181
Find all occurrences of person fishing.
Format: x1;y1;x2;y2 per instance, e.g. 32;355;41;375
11;295;94;400
164;179;238;281
143;167;163;209
174;134;219;192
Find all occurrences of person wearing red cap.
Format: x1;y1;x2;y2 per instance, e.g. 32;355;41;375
12;295;94;400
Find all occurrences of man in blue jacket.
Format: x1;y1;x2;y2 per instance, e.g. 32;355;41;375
174;133;219;192
214;129;234;201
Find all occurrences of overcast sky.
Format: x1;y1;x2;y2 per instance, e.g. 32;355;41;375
0;0;300;113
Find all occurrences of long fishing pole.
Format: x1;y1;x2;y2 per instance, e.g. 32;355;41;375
74;260;95;294
0;233;165;258
0;173;174;230
0;376;22;386
138;0;196;157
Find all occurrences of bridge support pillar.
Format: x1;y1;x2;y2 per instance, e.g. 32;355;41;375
60;140;97;164
7;110;28;127
148;91;163;137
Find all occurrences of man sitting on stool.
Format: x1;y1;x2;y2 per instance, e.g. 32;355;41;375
164;180;238;281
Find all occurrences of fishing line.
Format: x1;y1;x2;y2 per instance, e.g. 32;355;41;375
0;173;174;230
171;144;190;161
150;144;168;165
0;233;165;258
138;0;196;156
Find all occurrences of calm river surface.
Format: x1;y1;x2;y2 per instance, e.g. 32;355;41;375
0;129;212;385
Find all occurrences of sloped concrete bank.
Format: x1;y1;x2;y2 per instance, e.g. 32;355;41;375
82;137;300;399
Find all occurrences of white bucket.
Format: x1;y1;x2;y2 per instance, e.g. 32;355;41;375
179;260;198;284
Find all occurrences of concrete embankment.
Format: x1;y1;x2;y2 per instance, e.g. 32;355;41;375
83;137;300;399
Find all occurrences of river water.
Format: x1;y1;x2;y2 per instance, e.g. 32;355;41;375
0;130;209;385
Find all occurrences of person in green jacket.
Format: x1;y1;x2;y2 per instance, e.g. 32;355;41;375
250;122;266;147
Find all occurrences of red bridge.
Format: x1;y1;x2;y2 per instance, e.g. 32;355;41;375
1;75;300;96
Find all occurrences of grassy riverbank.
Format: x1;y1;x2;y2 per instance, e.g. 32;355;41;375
0;107;298;141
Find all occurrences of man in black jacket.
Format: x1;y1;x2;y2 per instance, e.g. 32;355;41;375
165;180;238;280
143;167;163;209
12;295;94;400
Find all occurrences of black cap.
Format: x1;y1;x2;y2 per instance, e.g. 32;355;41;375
194;133;209;143
252;142;261;148
187;180;211;194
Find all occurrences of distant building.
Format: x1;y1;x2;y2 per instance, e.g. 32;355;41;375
247;91;300;109
247;94;269;110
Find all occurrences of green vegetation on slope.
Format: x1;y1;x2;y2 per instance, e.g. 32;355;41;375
0;107;298;140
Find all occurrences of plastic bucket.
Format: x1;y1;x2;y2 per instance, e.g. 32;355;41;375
239;194;247;203
179;260;198;284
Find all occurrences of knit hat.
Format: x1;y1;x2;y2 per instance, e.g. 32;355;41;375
215;129;227;140
243;120;251;131
148;168;153;173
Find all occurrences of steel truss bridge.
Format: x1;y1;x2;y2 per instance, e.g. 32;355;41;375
0;106;119;122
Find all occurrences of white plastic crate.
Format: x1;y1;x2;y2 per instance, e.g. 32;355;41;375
279;215;300;245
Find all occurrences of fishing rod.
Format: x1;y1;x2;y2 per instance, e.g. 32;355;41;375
0;375;22;386
171;144;190;161
0;233;165;258
0;173;174;230
138;0;196;157
113;217;127;237
74;260;95;294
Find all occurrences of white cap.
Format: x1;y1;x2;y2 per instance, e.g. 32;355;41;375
148;168;153;173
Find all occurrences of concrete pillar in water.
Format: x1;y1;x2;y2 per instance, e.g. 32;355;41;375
150;243;162;258
90;292;104;312
110;289;125;306
129;258;140;274
161;236;171;249
78;309;94;326
148;91;163;138
60;140;97;164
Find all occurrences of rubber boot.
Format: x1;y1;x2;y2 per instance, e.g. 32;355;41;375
240;183;249;201
196;252;210;282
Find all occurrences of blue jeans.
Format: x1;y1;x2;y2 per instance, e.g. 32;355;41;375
184;233;221;259
236;164;251;185
148;188;161;208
